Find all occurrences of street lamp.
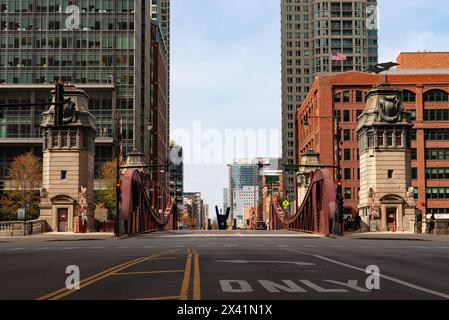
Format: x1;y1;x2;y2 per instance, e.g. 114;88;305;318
302;111;344;236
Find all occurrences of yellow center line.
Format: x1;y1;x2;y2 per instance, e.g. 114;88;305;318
36;249;178;301
179;249;192;300
193;249;201;300
112;270;184;276
132;296;180;301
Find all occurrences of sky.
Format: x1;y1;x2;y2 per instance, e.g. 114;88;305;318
170;0;449;211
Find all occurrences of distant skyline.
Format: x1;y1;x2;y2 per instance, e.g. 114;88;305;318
170;0;449;210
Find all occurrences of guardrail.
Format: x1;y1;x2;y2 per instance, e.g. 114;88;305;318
0;220;46;237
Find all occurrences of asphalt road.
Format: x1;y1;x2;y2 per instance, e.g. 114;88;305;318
0;230;448;300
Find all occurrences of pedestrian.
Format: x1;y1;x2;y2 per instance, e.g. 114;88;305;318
428;214;436;234
355;214;362;232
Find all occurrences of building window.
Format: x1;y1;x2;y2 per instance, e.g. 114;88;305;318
343;110;350;122
388;170;394;179
425;168;449;180
425;149;449;160
355;91;364;103
344;168;351;180
344;188;352;200
402;90;416;102
424;109;449;121
411;149;417;160
412;168;418;180
61;171;67;180
426;188;449;199
344;149;351;161
344;129;351;141
424;90;449;102
343;91;350;103
334;93;341;103
424;129;449;141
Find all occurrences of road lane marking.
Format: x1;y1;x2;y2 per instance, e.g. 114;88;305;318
34;247;53;251
141;246;156;249
303;245;318;248
132;296;180;301
36;249;178;300
299;280;348;293
224;244;238;247
193;249;201;300
284;249;449;300
7;248;26;251
179;249;193;300
215;260;315;266
251;245;264;247
276;245;290;248
88;247;105;250
59;247;80;250
112;270;184;276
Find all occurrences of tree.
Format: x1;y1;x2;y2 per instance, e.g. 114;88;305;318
0;153;42;221
95;160;117;219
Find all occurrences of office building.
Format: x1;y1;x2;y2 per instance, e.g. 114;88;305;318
281;0;378;207
297;52;449;221
0;1;170;192
227;159;260;221
169;144;184;205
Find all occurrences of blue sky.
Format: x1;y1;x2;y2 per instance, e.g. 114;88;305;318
170;0;449;211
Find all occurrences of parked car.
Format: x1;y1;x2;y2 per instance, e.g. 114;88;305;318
255;221;268;230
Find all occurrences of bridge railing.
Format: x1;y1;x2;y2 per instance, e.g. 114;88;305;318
121;169;176;235
269;169;336;236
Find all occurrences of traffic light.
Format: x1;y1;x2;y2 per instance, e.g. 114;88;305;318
116;180;122;203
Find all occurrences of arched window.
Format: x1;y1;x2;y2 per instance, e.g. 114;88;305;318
402;90;416;103
334;92;341;103
424;90;449;102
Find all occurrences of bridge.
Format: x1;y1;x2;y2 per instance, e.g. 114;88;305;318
269;169;336;236
119;168;336;237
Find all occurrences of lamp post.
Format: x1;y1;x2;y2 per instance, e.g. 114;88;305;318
114;117;123;237
303;111;344;236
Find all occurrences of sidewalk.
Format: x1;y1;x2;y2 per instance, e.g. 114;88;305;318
0;232;115;241
331;231;449;241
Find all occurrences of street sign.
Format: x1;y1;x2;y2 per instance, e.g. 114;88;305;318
282;200;290;209
17;208;26;220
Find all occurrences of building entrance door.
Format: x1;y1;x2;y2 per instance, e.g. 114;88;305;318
58;208;69;232
387;208;397;232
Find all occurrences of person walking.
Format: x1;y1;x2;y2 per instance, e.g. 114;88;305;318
355;214;362;232
428;214;436;234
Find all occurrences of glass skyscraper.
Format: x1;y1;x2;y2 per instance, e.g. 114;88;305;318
0;1;170;186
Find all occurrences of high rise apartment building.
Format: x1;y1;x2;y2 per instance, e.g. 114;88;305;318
281;0;378;205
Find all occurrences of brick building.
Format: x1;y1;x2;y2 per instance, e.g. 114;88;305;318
297;52;449;218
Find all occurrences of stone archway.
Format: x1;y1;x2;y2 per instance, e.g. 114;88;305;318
379;195;406;232
49;195;77;232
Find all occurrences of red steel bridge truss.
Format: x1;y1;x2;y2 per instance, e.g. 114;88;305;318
270;169;336;236
121;169;177;235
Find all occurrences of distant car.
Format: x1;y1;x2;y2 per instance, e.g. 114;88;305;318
255;221;268;230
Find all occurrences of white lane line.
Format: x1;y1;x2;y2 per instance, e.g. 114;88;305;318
34;247;53;251
224;244;238;247
303;245;318;248
7;248;26;251
215;260;316;266
285;249;449;300
276;245;290;248
89;246;105;249
60;247;81;250
116;246;130;249
141;246;156;249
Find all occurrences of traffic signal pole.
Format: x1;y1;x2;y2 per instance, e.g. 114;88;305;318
335;111;344;236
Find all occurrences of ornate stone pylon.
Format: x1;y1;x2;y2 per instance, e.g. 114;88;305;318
39;85;96;232
357;85;416;232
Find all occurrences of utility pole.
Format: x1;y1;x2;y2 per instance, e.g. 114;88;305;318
115;118;123;237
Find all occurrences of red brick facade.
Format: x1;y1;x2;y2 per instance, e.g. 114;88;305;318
297;69;449;217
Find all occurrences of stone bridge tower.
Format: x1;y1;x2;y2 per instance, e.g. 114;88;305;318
39;85;96;232
357;85;416;232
